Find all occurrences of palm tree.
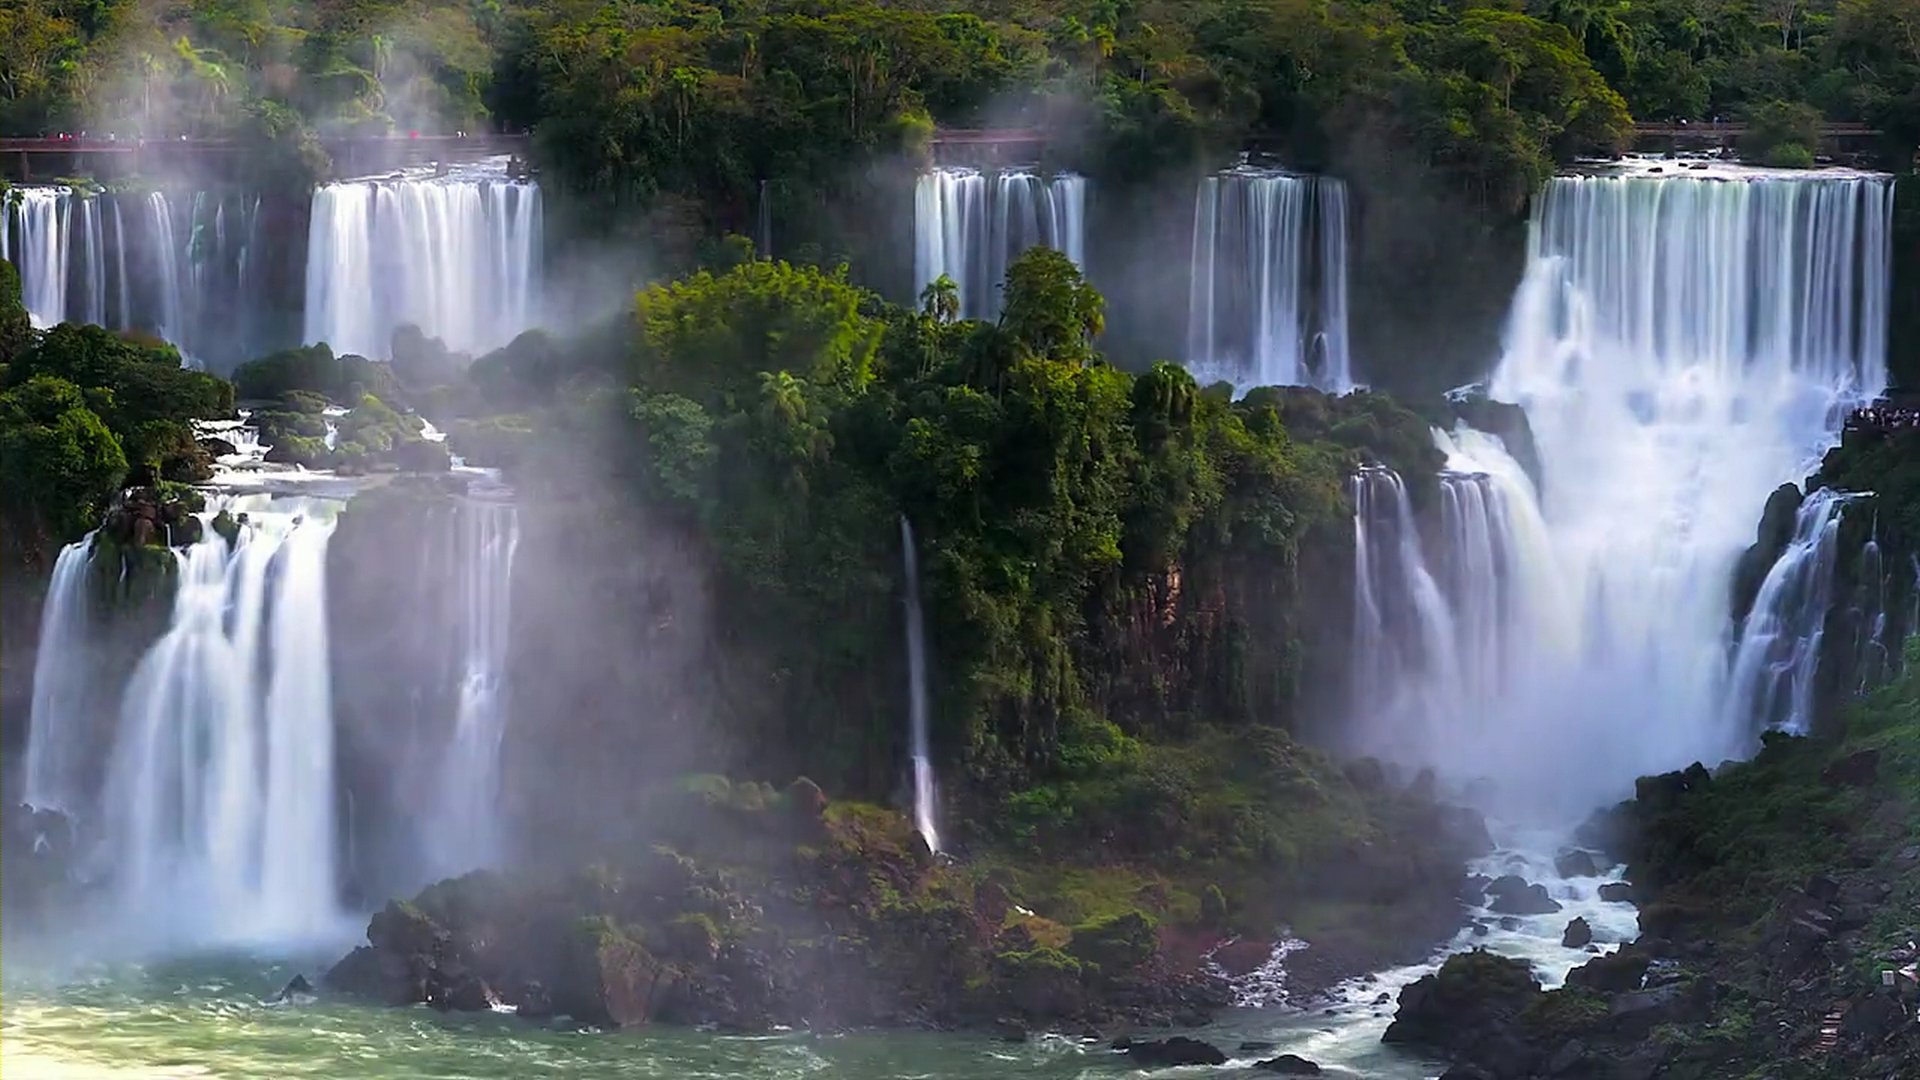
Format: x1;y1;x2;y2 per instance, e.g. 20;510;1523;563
920;274;959;324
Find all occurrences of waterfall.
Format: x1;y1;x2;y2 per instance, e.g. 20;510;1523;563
76;196;105;327
2;188;265;366
1348;430;1563;768
1851;520;1891;693
1349;466;1457;754
1185;168;1352;393
424;497;521;878
9;189;71;327
913;167;1086;320
757;179;774;259
112;200;131;331
304;160;543;359
145;193;187;351
1380;162;1903;808
899;517;940;854
23;536;99;814
1721;490;1857;734
100;496;345;946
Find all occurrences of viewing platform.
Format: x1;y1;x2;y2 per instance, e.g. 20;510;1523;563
0;132;533;182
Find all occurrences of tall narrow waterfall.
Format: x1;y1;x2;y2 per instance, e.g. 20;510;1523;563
23;536;99;814
304;160;543;360
145;193;186;348
899;517;940;854
1722;489;1858;734
100;496;345;946
1186;168;1352;393
913;167;1086;320
424;496;521;879
1351;162;1896;810
6;188;71;327
757;179;774;259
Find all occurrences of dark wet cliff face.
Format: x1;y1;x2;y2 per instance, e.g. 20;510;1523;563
1891;176;1920;392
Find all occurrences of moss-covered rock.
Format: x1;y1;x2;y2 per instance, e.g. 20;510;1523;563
233;343;398;405
1067;910;1157;975
265;434;330;467
553;916;673;1029
254;409;327;442
989;947;1085;1019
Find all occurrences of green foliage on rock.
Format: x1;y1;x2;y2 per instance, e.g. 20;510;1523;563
1066;909;1157;974
474;246;1466;939
1742;99;1824;166
0;375;129;544
233;344;393;405
0;309;230;559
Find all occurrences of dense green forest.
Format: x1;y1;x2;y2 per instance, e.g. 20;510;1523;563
3;0;1915;206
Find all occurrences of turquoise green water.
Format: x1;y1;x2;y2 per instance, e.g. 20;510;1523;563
1;953;1445;1079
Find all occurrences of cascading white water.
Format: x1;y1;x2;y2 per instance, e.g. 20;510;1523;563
1186;167;1352;393
1721;489;1858;734
304;160;543;359
424;496;521;878
0;187;266;367
23;535;99;814
1348;431;1563;768
1350;163;1894;812
8;188;71;327
100;496;345;947
145;192;187;350
76;196;105;327
912;167;1086;320
112;200;131;331
899;516;940;854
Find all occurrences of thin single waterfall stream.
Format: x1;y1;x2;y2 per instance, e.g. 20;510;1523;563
900;516;940;854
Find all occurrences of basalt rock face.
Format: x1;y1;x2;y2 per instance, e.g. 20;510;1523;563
1731;482;1806;632
1383;948;1716;1080
1728;424;1920;739
0;804;81;935
1399;709;1920;1080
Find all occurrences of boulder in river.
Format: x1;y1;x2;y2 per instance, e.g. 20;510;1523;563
1486;875;1563;915
1561;917;1593;948
1254;1053;1323;1074
1597;882;1635;903
1566;948;1649;994
1553;850;1600;878
1122;1036;1226;1067
272;974;314;1003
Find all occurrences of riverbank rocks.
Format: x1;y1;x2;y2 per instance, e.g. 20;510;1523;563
323;766;1479;1040
554;918;672;1028
1565;948;1649;994
1821;749;1880;787
1486;876;1562;915
1384;951;1541;1050
1597;882;1634;903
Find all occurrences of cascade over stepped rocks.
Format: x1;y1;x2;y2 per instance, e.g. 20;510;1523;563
1387;702;1920;1079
